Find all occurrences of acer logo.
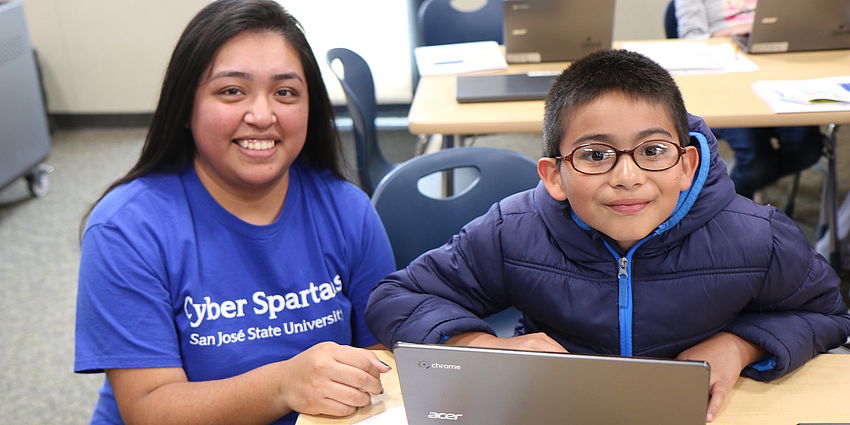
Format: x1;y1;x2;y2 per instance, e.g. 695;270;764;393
428;412;463;420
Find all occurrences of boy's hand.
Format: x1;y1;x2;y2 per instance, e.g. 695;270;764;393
444;331;568;353
278;341;391;417
676;332;765;422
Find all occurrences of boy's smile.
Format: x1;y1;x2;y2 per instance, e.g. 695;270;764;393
538;90;699;251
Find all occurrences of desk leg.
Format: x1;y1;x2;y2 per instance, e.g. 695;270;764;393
442;135;455;197
822;124;842;269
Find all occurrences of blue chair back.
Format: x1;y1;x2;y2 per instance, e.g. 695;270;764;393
325;48;394;195
372;147;538;336
664;1;678;39
418;0;504;46
372;147;538;269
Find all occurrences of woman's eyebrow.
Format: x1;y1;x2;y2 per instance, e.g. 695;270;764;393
206;71;303;83
209;70;252;81
272;72;303;82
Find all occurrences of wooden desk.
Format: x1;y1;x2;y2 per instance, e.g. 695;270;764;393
408;39;850;135
408;39;850;268
297;352;850;425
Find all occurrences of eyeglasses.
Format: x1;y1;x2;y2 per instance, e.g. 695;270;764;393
554;140;686;175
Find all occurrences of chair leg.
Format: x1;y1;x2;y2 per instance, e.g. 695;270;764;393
783;171;801;217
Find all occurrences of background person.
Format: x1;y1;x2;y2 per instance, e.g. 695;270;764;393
674;0;823;199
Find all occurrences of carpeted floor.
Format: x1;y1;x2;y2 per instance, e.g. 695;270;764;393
0;124;847;424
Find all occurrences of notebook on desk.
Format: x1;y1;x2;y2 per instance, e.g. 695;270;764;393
393;342;710;425
503;0;615;63
733;0;850;54
456;73;558;103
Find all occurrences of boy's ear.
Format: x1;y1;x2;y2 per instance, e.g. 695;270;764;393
538;157;568;201
678;145;700;191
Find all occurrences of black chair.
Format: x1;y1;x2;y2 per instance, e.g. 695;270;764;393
664;1;678;39
371;147;539;336
417;0;504;46
325;48;397;195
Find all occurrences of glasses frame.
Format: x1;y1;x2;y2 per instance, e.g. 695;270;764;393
553;139;687;175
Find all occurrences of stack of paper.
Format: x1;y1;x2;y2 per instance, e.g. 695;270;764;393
751;76;850;113
414;41;507;76
620;41;759;75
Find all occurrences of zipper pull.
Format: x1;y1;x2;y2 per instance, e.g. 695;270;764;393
618;257;628;278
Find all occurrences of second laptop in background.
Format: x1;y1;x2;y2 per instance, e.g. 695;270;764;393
734;0;850;53
503;0;615;63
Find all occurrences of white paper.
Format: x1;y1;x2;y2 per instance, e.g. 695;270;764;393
355;405;407;425
752;76;850;113
620;41;759;75
414;41;507;76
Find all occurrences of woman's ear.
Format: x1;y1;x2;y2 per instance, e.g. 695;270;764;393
538;157;568;201
678;145;700;191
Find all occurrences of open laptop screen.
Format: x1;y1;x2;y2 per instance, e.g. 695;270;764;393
503;0;615;63
394;342;710;425
734;0;850;53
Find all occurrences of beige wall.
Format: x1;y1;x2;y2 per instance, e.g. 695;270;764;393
20;0;208;114
20;0;670;114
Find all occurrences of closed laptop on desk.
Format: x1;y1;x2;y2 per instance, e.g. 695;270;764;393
394;342;710;425
734;0;850;53
456;73;558;103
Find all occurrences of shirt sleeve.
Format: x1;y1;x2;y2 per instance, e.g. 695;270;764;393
674;0;712;39
75;222;182;373
344;202;396;348
727;209;850;381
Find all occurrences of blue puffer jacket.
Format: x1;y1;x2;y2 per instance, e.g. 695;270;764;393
366;114;850;380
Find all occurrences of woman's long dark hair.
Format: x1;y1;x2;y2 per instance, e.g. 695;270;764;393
81;0;344;237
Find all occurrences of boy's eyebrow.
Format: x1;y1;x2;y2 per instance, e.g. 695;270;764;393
571;133;613;145
570;128;675;146
635;127;675;140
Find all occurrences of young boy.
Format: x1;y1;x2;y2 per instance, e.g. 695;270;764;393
365;49;850;422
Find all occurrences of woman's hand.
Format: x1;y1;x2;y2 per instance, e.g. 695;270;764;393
676;332;766;422
278;341;391;417
444;331;568;353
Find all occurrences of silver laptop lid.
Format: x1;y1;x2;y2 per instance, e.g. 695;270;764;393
394;342;710;425
737;0;850;53
503;0;615;63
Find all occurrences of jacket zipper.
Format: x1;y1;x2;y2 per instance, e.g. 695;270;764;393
617;256;633;356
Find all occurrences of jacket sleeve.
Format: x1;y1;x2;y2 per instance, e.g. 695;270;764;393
727;208;850;381
365;202;514;347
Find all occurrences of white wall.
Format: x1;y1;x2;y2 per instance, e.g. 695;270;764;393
20;0;670;114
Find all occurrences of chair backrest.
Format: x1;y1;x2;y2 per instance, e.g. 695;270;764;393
417;0;504;46
372;147;539;269
664;1;678;39
325;48;394;195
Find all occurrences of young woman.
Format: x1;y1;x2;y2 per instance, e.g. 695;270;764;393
74;1;394;424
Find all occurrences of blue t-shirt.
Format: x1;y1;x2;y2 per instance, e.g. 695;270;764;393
75;161;395;424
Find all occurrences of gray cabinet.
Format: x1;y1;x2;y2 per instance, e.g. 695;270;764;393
0;1;52;197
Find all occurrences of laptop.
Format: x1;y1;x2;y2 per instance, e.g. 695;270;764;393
503;0;615;63
733;0;850;54
456;72;558;103
394;342;710;425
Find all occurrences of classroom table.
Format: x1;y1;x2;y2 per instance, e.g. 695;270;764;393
296;351;850;425
407;39;850;268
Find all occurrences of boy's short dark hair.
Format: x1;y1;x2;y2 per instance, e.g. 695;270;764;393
543;49;689;158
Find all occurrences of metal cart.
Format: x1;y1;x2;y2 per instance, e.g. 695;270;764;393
0;1;52;197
